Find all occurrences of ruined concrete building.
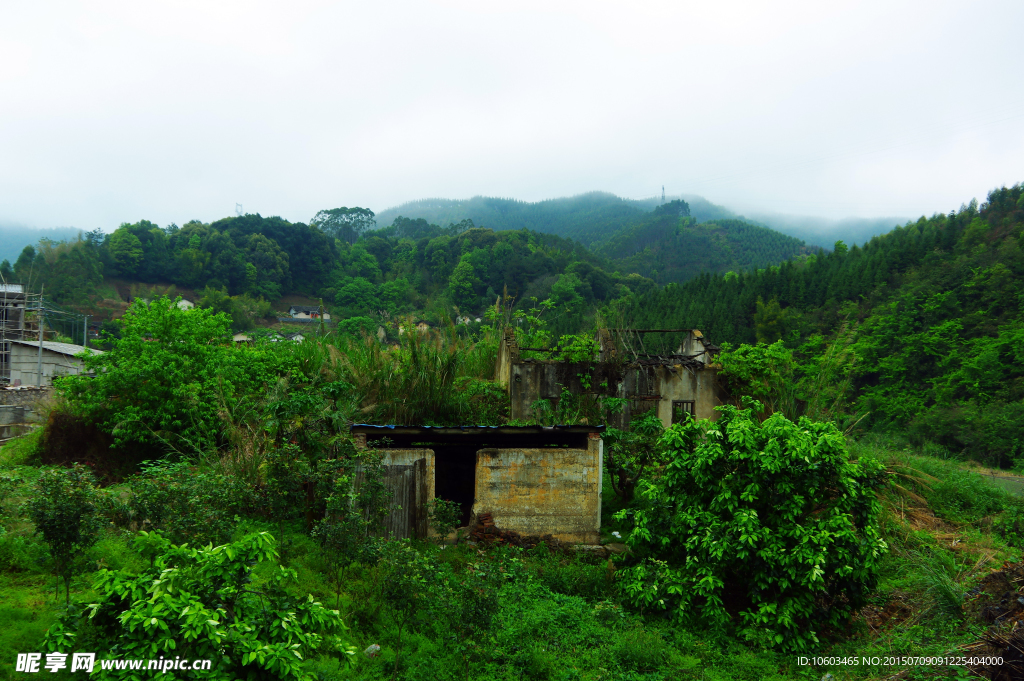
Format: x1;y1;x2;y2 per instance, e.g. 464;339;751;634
353;425;603;544
496;327;726;429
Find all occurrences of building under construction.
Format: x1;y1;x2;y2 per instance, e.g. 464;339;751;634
0;284;96;387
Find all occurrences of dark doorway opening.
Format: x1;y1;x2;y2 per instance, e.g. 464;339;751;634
433;447;477;527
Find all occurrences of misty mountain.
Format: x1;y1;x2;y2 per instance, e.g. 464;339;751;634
593;202;815;285
374;191;904;252
0;225;84;265
373;192;647;247
375;193;815;285
740;212;908;249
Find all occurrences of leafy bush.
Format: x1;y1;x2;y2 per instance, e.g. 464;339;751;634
616;401;888;651
44;531;356;680
22;465;105;604
123;460;252;545
603;411;665;504
428;498;463;547
311;453;389;607
612;627;669;673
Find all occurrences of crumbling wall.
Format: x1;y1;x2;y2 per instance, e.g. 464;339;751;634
510;359;722;429
510;361;621;423
653;364;722;424
472;435;601;544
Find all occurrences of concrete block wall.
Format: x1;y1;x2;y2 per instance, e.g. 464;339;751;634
473;440;601;544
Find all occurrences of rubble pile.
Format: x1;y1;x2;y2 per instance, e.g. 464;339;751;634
467;512;574;554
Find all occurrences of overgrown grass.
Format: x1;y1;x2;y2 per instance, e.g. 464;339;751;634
4;432;1024;680
0;429;42;467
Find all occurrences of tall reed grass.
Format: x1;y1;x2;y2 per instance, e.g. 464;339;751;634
282;322;502;426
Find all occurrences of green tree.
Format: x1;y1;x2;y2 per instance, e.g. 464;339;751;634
23;465;105;605
379;542;432;681
310;453;389;608
244;261;257;294
427;498;462;548
312;207;376;244
753;296;793;344
447;257;480;310
245;233;290;299
13;244;37;280
44;531;356;680
602;411;664;504
335;277;379;313
58;296;276;454
616;401;887;651
108;228;145;277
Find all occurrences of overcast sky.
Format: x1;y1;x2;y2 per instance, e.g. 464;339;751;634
2;0;1022;230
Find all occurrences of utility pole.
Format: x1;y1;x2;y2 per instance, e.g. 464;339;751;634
318;298;325;337
36;287;44;388
83;315;89;349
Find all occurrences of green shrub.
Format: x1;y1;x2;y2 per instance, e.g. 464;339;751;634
57;296;280;454
124;460;251;545
44;531;356;680
0;534;49;573
427;498;462;547
616;401;888;651
22;464;105;604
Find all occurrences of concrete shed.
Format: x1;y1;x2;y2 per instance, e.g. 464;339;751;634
352;425;604;544
6;340;102;387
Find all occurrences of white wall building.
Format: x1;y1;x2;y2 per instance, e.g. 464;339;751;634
7;340;102;387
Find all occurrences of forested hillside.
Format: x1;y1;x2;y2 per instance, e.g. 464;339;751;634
373;192;646;246
594;200;812;284
612;184;1024;465
0;197;812;336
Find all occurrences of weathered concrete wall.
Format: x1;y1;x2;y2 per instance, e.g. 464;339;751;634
652;364;722;424
0;387;51;407
510;360;622;423
510;359;722;429
473;439;601;544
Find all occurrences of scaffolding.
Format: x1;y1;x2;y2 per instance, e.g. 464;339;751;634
0;283;88;386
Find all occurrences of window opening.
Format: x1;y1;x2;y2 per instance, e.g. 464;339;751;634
672;400;695;424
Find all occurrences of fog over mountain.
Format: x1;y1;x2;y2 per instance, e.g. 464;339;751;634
0;224;84;265
373;192;906;250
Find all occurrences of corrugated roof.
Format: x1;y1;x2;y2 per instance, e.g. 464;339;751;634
9;340;104;356
350;424;604;433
